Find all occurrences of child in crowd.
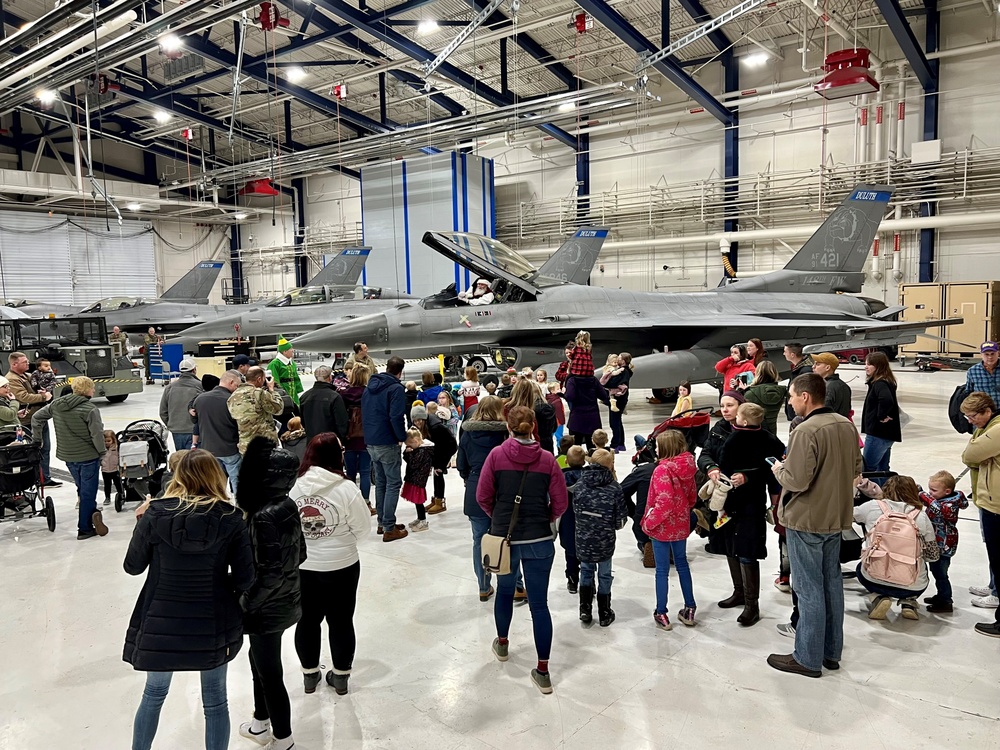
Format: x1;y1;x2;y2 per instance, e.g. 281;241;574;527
567;330;596;377
556;434;575;469
154;449;189;499
30;359;58;394
672;381;693;416
280;416;308;463
573;449;628;627
404;381;419;426
101;430;123;506
437;391;461;442
560;445;587;593
401;427;435;532
592;429;610;453
599;354;628;412
547;382;568;447
458;366;481;413
920;469;969;613
484;381;497;396
496;373;513;399
643;429;699;629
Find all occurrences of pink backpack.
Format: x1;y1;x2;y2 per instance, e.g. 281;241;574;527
860;499;922;587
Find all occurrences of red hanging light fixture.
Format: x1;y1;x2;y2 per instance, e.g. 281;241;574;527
239;179;280;196
814;48;880;100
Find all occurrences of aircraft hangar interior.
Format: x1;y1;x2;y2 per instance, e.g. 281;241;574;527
2;0;1000;748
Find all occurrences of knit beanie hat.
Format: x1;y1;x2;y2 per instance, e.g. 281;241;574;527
277;337;292;353
410;403;428;422
721;389;746;404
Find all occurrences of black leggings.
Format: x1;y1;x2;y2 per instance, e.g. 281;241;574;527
249;631;292;740
571;431;596;452
433;471;445;498
294;563;361;673
103;471;123;499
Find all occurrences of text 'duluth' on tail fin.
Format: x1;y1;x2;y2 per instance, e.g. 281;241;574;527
161;261;225;303
535;227;609;285
308;247;371;287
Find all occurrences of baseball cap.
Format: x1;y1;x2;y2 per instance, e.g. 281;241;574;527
811;352;840;370
232;354;250;367
0;375;8;388
179;357;197;372
982;342;999;353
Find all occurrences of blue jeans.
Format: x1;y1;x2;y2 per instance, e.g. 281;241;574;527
651;539;696;613
368;444;402;531
495;540;554;660
979;509;998;596
580;558;613;595
787;529;844;671
345;449;371;501
856;564;927;600
215;453;242;495
862;434;894;478
67;457;101;533
132;664;229;750
980;508;1000;625
38;421;51;481
172;433;194;451
929;556;953;603
470;515;523;594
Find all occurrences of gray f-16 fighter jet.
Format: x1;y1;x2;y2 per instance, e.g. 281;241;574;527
291;186;959;388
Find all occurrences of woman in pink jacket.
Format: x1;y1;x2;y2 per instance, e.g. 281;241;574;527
642;429;698;631
715;344;757;391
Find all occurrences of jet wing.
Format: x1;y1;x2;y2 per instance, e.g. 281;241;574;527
422;232;542;298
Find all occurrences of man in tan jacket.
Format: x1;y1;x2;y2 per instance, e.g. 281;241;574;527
767;373;862;678
6;352;59;487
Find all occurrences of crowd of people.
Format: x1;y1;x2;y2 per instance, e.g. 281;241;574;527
9;330;1000;748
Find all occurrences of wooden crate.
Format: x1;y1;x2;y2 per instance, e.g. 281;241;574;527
899;283;943;356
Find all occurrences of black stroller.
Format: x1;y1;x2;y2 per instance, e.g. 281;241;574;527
0;428;54;531
115;420;169;513
632;406;715;466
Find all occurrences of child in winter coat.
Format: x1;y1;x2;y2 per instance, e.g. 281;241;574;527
29;359;58;394
458;366;482;413
599;354;629;413
436;391;461;442
280;416;308;463
401;427;436;532
404;381;419;426
643;429;699;629
546;382;568;447
559;445;587;594
572;448;628;627
920;469;969;612
556;434;575;469
567;330;596;377
101;430;123;506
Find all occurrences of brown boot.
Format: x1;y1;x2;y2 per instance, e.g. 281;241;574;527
426;497;447;514
737;561;761;626
642;542;655;568
382;526;409;542
718;556;746;608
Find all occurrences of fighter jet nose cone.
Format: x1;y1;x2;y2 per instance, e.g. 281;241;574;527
292;313;388;352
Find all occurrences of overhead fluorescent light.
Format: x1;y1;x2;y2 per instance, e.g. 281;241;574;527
36;90;57;104
125;202;141;212
417;20;439;35
152;110;172;124
742;52;770;68
558;101;576;112
234;212;248;220
159;33;183;53
285;66;307;83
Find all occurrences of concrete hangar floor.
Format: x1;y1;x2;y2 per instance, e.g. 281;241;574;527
0;361;995;749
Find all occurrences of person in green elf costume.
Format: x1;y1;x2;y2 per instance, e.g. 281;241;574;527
268;337;304;407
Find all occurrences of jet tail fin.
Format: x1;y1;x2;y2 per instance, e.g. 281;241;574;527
308;247;370;287
161;261;225;303
535;227;609;285
722;185;892;294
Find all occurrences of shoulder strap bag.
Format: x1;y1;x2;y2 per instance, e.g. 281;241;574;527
481;469;530;576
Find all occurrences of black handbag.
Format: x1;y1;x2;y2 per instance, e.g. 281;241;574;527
481;469;529;575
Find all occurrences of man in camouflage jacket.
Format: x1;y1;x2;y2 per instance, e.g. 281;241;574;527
227;366;284;454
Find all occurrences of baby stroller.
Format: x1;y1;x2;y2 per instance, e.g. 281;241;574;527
632;406;714;465
115;420;169;513
0;428;54;531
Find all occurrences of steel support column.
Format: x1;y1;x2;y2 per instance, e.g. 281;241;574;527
575;0;733;125
576;128;590;224
230;224;245;304
293;177;308;286
723;52;739;275
873;0;936;91
919;0;939;282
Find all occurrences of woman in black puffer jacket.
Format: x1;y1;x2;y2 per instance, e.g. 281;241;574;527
236;437;306;750
124;451;255;750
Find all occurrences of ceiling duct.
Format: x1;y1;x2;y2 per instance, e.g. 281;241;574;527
814;49;880;100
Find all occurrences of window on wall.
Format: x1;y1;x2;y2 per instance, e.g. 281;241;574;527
0;211;156;305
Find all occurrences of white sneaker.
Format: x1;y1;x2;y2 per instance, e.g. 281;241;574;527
972;595;999;609
407;519;429;532
263;736;295;750
239;721;272;746
969;585;993;597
